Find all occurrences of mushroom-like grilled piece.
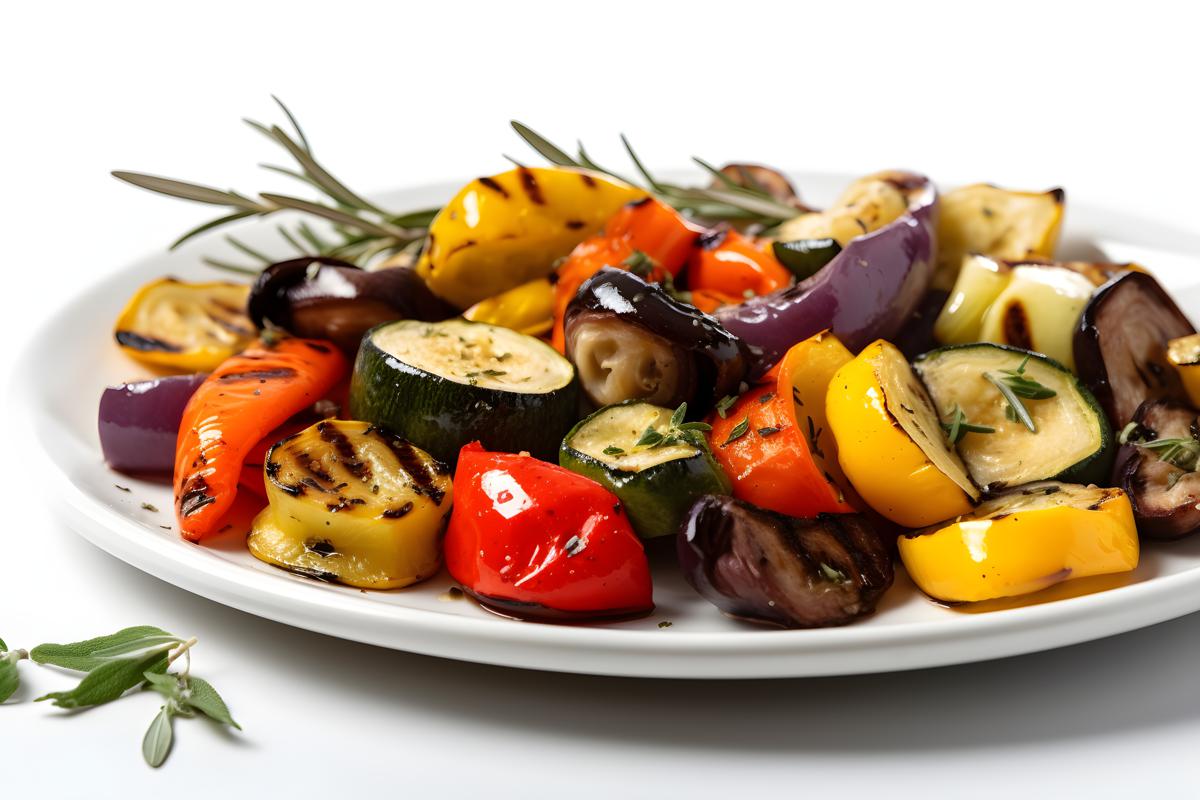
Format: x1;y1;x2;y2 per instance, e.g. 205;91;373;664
1074;271;1196;430
248;257;457;353
1115;398;1200;540
677;495;893;629
709;163;808;209
563;267;751;411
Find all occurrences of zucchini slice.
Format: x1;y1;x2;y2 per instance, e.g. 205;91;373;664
559;401;731;539
914;343;1113;490
349;318;579;464
247;420;452;589
899;481;1138;603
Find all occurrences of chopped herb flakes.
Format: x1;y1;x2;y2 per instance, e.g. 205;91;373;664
722;417;750;446
715;394;738;419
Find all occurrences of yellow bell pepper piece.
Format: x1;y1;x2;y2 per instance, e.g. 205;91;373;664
899;482;1139;603
462;277;554;338
826;340;978;527
934;183;1064;290
113;277;254;372
1167;333;1200;407
417;167;645;309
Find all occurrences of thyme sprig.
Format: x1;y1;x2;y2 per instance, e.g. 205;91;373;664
510;121;800;226
113;97;435;274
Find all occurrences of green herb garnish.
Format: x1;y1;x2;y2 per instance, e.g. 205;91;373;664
20;626;240;768
603;445;625;456
715;395;739;419
722;417;751;447
1118;422;1200;471
985;356;1056;433
940;404;996;444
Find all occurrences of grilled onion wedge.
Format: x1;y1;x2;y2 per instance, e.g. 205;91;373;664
248;420;453;589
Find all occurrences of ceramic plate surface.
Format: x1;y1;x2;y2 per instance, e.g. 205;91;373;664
21;172;1200;678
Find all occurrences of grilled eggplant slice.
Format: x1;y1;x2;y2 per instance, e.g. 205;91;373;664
1115;399;1200;540
248;257;456;353
114;278;254;372
248;420;452;589
709;163;807;209
564;268;750;412
1075;271;1196;430
915;344;1113;489
677;495;893;629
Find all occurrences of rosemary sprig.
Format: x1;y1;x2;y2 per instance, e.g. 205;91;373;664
940;404;996;444
984;356;1057;433
114;97;436;274
510;122;800;226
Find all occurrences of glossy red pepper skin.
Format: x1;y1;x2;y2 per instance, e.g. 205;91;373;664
444;443;654;621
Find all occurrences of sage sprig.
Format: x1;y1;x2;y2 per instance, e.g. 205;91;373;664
19;626;239;768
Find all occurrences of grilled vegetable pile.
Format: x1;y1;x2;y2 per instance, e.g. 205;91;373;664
98;102;1198;629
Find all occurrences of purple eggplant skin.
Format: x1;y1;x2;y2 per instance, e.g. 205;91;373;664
564;267;752;412
248;257;457;354
98;374;206;476
1074;271;1196;431
678;495;894;629
1114;398;1200;540
716;175;937;367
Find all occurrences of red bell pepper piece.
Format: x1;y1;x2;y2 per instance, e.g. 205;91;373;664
174;337;347;541
551;197;700;352
444;443;654;621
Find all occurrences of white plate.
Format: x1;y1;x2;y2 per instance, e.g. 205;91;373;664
20;172;1200;679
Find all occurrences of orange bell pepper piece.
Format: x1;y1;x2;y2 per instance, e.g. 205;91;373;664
706;331;857;517
551;198;699;351
687;228;791;302
174;337;348;542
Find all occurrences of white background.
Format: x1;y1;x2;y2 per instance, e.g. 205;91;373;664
4;1;1199;796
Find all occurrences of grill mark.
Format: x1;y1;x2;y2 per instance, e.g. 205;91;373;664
517;167;545;205
369;427;446;505
382;501;414;519
304;342;332;354
115;331;182;353
317;421;372;481
478;176;509;197
179;482;216;517
1002;302;1034;350
565;219;586;230
218;368;297;382
210;317;255;337
580;173;597;188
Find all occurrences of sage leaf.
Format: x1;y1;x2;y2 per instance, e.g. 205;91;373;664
143;707;174;768
0;658;18;703
36;650;168;709
31;626;174;672
142;670;184;698
184;677;241;730
90;634;184;661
